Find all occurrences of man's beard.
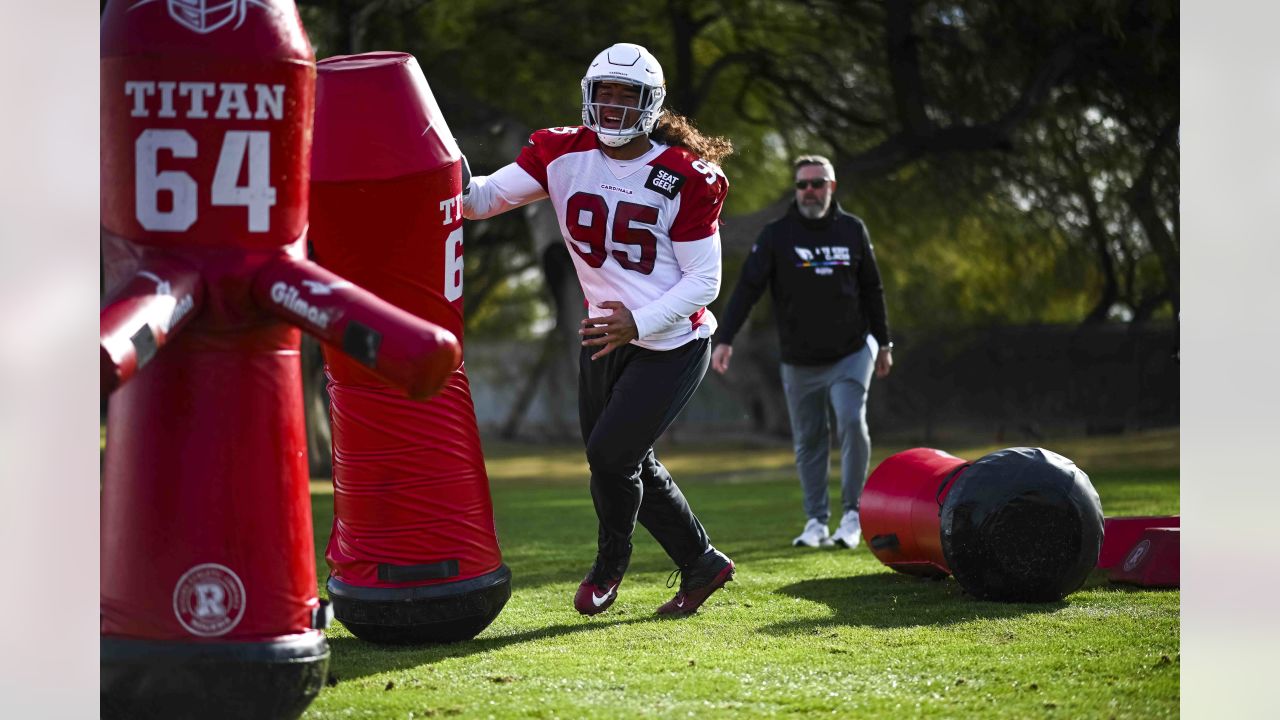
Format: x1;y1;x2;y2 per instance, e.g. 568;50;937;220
797;198;829;220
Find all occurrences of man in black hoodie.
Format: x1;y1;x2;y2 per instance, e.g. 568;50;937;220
712;155;893;550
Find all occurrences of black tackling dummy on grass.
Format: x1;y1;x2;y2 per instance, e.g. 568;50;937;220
940;447;1104;602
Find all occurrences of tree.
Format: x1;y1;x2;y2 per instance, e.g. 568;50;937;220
285;0;1178;439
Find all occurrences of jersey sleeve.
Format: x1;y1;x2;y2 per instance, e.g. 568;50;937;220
856;219;892;347
514;127;593;192
630;234;722;341
462;162;547;220
669;160;729;243
715;224;775;346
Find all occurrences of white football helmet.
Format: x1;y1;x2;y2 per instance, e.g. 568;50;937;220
580;43;667;147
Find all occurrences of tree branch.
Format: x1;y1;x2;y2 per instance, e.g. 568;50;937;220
689;51;762;116
1124;118;1179;314
883;0;933;137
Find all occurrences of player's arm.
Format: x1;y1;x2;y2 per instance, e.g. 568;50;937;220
463;128;567;220
714;225;774;346
580;234;720;360
630;162;729;340
709;226;773;373
630;233;722;340
856;221;890;346
462;162;548;220
855;220;893;377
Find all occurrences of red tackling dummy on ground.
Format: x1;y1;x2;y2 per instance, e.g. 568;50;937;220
1098;515;1180;569
860;448;968;577
1108;527;1180;588
862;447;1104;602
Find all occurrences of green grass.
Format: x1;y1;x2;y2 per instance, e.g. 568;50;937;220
304;429;1179;719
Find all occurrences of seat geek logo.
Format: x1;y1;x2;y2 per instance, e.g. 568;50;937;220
645;166;685;199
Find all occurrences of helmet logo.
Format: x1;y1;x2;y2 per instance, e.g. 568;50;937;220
605;47;643;66
129;0;272;34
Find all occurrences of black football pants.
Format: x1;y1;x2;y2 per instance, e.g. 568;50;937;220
579;337;712;573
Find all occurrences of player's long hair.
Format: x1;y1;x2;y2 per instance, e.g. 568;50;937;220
651;111;734;165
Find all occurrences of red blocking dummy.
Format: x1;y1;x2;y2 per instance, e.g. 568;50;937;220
861;449;969;578
310;52;509;644
100;3;460;715
99;2;327;717
1109;527;1180;588
1098;515;1180;569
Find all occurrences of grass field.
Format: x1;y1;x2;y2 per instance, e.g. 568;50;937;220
303;429;1179;719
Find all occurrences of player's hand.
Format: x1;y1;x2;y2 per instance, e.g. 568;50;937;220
580;301;638;360
460;153;473;196
711;344;733;374
875;347;893;378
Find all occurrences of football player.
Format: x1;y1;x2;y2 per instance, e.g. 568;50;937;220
463;42;735;618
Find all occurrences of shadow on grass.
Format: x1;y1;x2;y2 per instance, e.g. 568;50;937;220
324;615;662;682
762;572;1067;633
1075;567;1179;595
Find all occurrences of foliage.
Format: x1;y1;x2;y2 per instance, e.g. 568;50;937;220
304;430;1179;718
112;0;1179;332
291;1;1175;333
854;167;1098;331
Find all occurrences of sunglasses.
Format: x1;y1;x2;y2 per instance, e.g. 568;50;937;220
794;179;830;190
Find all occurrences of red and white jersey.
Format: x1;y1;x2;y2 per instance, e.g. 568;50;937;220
463;126;729;351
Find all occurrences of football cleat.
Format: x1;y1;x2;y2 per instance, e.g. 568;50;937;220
656;547;735;617
573;556;626;616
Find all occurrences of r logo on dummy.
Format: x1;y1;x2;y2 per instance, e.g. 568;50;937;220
1123;539;1152;572
172;563;246;637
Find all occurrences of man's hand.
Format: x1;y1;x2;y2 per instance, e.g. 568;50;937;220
580;301;638;360
875;347;893;378
711;344;733;374
460;153;472;196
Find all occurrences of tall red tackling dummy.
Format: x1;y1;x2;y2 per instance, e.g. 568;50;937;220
99;3;459;718
310;52;511;645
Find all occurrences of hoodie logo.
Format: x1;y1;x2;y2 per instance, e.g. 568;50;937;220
794;246;851;268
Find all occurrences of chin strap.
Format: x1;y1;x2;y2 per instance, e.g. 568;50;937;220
597;132;639;148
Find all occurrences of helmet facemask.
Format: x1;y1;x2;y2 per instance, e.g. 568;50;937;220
580;78;666;148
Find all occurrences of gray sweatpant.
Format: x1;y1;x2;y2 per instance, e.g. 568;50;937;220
779;338;878;524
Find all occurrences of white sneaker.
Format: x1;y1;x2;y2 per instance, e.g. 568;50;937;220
832;510;862;549
793;518;833;548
